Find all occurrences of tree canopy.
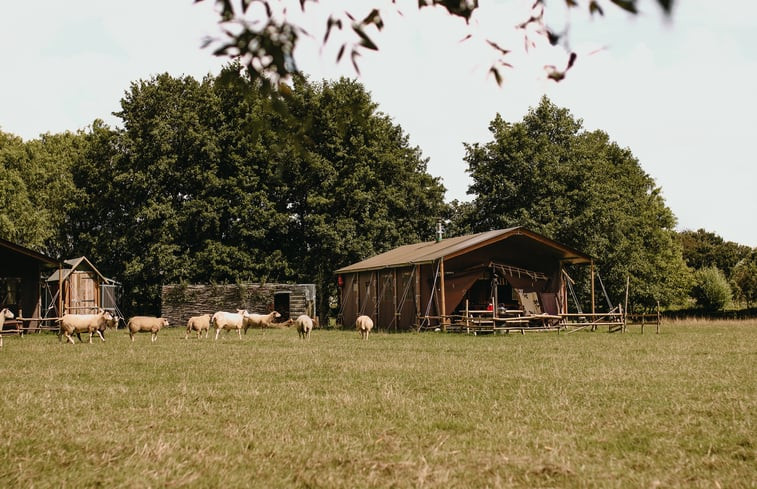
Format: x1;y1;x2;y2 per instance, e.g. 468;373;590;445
63;68;445;317
457;96;690;310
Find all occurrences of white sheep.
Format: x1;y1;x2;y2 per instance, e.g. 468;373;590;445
212;310;248;340
241;310;282;333
0;308;14;348
127;316;169;342
59;311;114;344
73;313;119;343
185;313;212;339
294;314;314;340
356;315;373;340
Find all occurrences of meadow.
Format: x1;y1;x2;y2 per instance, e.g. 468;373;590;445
0;320;755;488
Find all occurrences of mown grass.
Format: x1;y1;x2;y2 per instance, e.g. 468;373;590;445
0;320;755;488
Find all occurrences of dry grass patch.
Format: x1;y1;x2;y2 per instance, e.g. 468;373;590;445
0;321;754;488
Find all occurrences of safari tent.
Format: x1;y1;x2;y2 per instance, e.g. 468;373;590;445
0;237;59;330
335;227;593;332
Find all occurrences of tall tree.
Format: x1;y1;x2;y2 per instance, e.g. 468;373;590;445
677;228;750;279
731;250;757;309
0;131;55;250
65;68;446;318
278;76;447;317
460;96;690;310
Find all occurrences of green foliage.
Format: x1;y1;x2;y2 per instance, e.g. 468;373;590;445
691;266;732;311
678;228;750;278
0;131;50;249
0;130;79;254
459;96;691;310
731;250;757;308
63;68;445;317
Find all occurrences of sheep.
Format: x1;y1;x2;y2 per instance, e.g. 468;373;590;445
0;308;14;348
73;313;119;343
241;310;282;333
356;315;374;340
127;316;169;342
185;313;212;339
59;311;114;344
212;310;248;340
294;314;314;340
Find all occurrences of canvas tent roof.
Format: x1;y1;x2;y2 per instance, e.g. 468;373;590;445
46;256;114;283
334;227;591;274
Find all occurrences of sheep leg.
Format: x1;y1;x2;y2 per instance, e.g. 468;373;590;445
152;332;157;342
95;330;105;342
214;328;220;340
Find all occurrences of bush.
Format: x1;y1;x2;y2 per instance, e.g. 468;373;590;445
691;266;732;311
731;253;757;308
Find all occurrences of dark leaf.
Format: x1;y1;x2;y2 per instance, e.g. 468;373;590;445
566;51;577;69
489;66;503;86
351;49;362;74
362;9;384;30
336;44;346;62
352;25;378;51
547;29;560;46
610;0;638;14
324;16;343;44
589;1;604;15
486;40;510;56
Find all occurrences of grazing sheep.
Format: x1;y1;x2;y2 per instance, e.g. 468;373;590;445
241;310;282;333
212;310;248;340
294;315;314;340
0;308;14;348
356;315;373;340
127;316;169;342
59;311;114;344
185;313;212;339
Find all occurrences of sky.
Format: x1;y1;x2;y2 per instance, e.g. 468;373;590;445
1;1;755;247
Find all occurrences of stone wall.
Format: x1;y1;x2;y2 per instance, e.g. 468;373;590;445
161;283;315;327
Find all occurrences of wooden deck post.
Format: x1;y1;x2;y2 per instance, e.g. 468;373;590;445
439;258;447;332
590;261;596;331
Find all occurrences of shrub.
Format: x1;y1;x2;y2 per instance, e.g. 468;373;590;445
691;266;732;311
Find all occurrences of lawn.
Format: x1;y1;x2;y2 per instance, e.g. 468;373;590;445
0;320;755;488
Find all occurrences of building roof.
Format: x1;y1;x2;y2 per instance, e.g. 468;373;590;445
0;237;59;266
46;256;113;283
334;227;592;274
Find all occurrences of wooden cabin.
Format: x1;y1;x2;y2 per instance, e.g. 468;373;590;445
335;227;593;332
0;237;59;331
45;256;120;316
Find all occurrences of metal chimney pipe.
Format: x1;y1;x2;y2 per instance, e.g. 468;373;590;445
435;220;443;243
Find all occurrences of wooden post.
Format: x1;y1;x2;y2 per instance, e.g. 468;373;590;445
623;276;630;333
58;263;63;319
590;261;596;331
392;269;398;333
641;314;645;334
374;271;379;331
439;258;447;332
415;265;421;329
656;301;660;334
465;299;470;332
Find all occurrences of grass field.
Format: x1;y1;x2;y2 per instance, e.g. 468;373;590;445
0;320;755;488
